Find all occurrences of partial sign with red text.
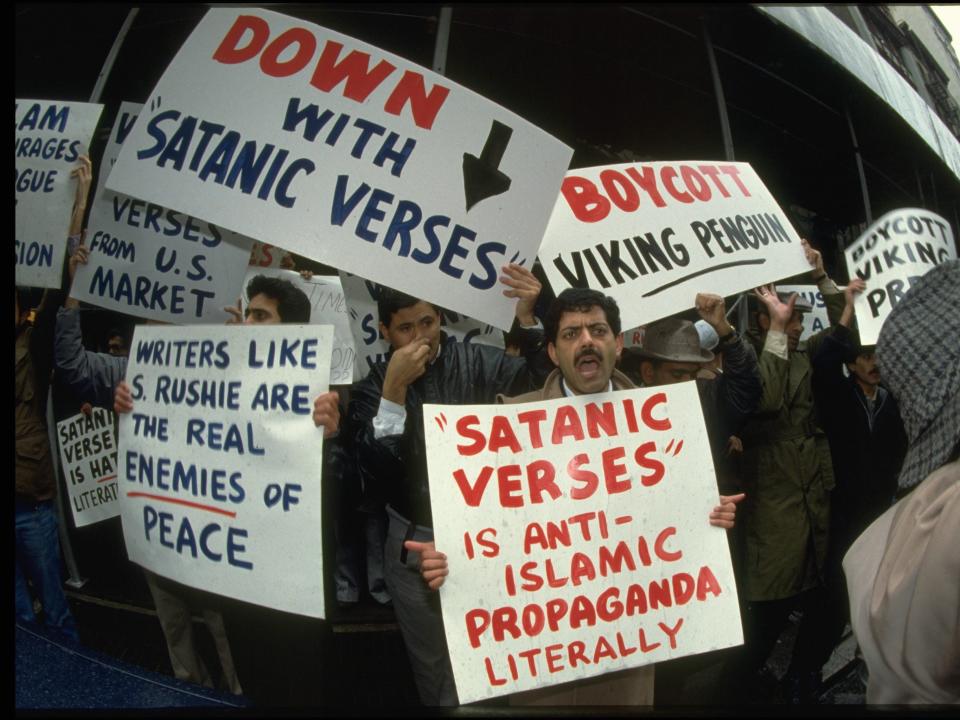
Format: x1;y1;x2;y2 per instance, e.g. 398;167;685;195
424;383;742;703
107;8;572;329
538;161;810;329
57;408;120;528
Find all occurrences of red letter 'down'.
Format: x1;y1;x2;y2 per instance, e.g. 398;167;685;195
212;15;271;65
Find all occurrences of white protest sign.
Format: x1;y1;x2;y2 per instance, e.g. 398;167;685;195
106;7;573;330
339;270;504;380
424;383;742;703
538;161;811;329
57;409;120;528
240;266;356;383
844;208;957;345
778;285;831;340
16;99;103;288
119;324;332;617
72;101;254;324
248;241;294;269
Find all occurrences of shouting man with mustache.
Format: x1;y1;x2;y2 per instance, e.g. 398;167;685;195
406;288;744;707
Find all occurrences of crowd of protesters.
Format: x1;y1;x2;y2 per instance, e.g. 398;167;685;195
15;156;959;709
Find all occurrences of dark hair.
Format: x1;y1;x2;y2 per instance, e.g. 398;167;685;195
377;287;440;328
544;288;621;344
246;275;311;323
105;326;129;346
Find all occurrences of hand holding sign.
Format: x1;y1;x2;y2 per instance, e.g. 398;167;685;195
500;263;541;326
114;381;134;415
311;390;340;438
404;540;448;591
802;238;825;278
709;493;745;529
69;154;93;236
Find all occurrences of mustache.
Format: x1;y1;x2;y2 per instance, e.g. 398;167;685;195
575;348;602;363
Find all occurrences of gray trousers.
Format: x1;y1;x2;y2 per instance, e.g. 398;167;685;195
384;505;458;706
144;569;242;695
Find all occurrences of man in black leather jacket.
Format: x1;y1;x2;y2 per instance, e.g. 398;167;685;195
346;263;551;706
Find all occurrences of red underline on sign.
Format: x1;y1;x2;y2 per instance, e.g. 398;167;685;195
97;475;117;484
126;492;237;519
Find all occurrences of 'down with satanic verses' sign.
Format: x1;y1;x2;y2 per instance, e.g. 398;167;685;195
73;101;254;324
106;7;573;330
424;383;742;703
538;161;811;329
119;324;332;618
16;99;103;288
844;208;957;346
57;408;120;528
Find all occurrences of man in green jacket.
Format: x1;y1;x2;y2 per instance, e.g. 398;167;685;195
735;240;846;703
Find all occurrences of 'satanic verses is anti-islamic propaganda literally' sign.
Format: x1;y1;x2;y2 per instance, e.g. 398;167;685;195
537;161;811;329
424;383;743;703
119;324;332;618
106;7;573;330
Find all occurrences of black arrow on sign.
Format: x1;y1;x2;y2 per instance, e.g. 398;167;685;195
462;120;513;211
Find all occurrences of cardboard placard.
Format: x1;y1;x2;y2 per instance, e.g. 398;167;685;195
107;7;572;329
119;324;332;617
57;408;120;527
844;208;957;345
424;383;742;703
16;99;103;288
538;161;810;329
72;101;254;324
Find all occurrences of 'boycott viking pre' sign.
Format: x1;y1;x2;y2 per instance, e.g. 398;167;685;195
16;100;103;288
57;409;120;528
844;208;956;345
538;161;810;329
72;101;254;323
119;324;332;617
107;8;573;329
425;384;742;703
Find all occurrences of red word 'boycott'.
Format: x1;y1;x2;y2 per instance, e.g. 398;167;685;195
562;163;751;223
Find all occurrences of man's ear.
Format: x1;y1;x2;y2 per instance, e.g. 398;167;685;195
616;333;624;360
379;322;389;342
547;342;559;367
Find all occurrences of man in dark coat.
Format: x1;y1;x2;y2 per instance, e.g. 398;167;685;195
811;278;907;684
346;264;551;706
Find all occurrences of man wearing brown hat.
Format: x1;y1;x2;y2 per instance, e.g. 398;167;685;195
733;240;848;703
843;259;959;704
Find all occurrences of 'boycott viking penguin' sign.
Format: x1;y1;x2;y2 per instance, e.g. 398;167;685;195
424;383;742;703
16;100;103;288
538;161;811;329
106;8;573;329
844;208;957;345
119;324;332;617
57;408;120;528
72;101;254;324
